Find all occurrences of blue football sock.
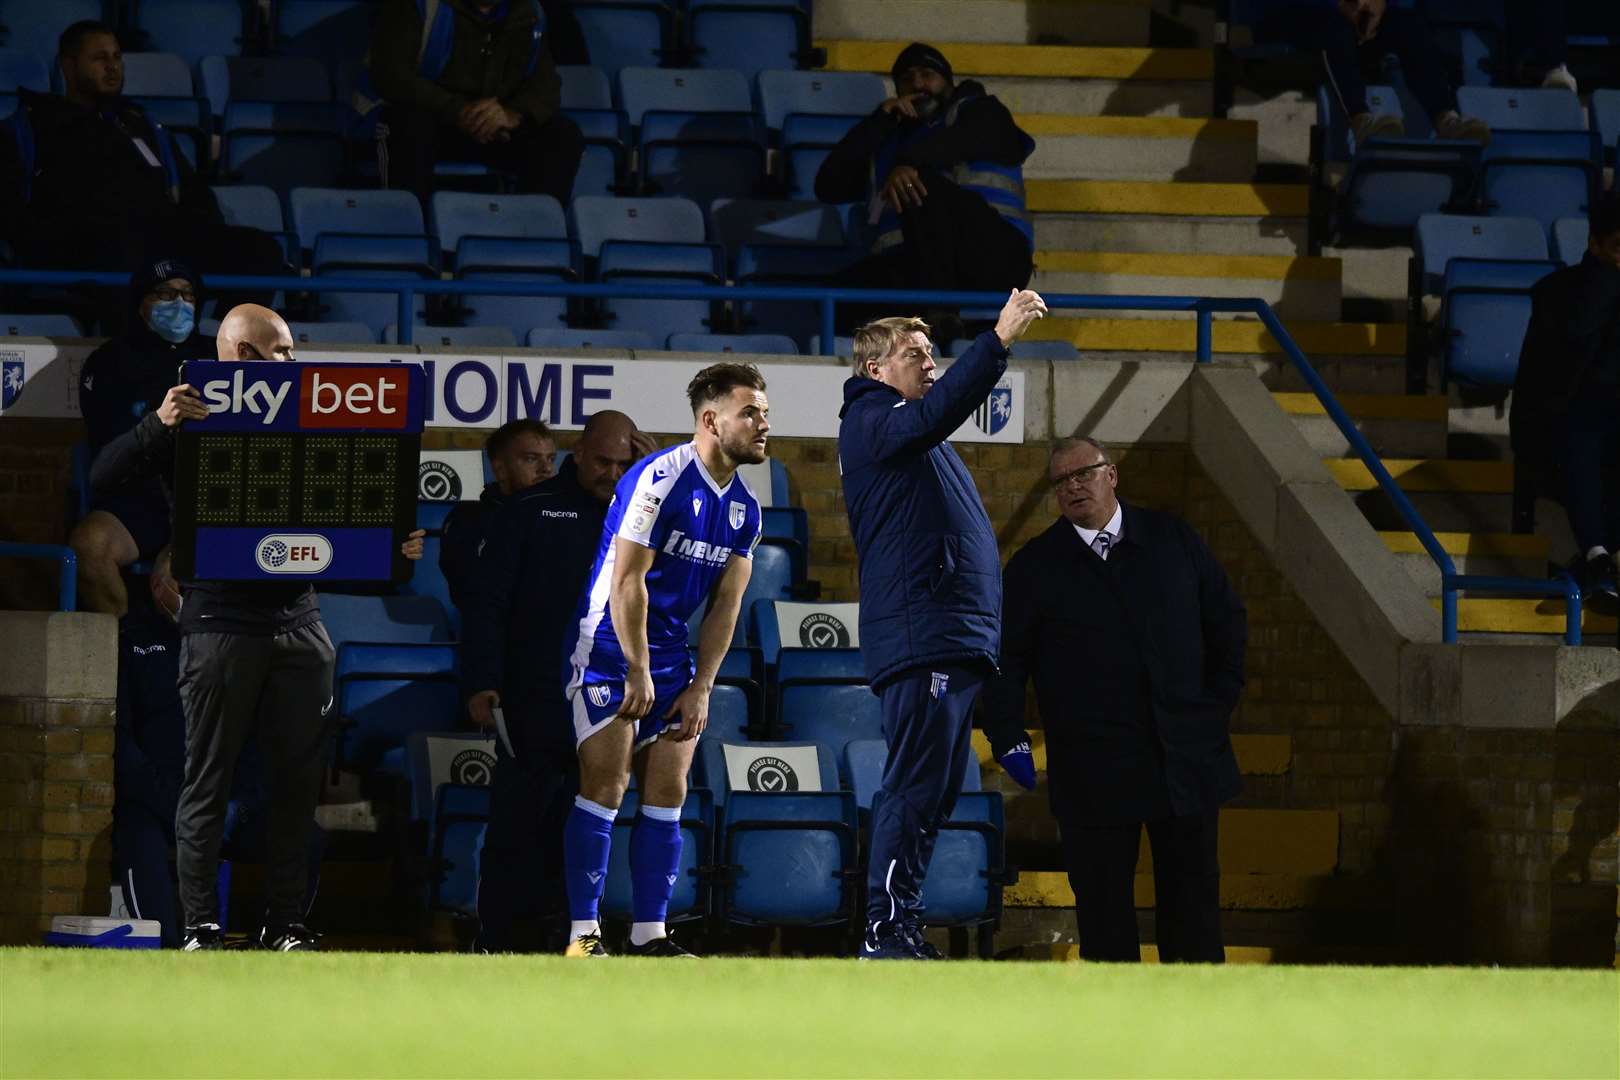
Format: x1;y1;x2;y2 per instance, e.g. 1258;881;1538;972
629;804;683;926
563;796;616;923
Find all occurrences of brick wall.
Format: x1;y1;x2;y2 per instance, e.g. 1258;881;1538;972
0;419;81;611
0;696;117;944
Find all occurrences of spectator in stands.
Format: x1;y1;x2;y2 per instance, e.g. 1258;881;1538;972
814;43;1035;335
983;437;1248;963
90;304;424;952
113;552;325;948
838;289;1047;959
1510;192;1620;613
439;419;558;616
463;411;657;953
70;258;211;617
1254;1;1490;144
4;22;285;327
1503;0;1576;92
370;0;584;205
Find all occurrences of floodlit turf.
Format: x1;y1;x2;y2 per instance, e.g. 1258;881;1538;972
1;949;1616;1079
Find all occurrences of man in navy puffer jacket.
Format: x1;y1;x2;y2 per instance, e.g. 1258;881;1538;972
838;287;1048;958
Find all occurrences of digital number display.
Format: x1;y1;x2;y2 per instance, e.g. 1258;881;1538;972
193;433;405;529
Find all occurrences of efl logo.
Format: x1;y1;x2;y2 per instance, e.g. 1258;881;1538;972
256;534;333;574
299;368;408;429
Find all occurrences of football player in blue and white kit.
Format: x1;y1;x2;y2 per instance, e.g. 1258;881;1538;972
561;363;769;957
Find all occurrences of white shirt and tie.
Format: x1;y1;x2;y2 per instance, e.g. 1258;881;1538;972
1073;503;1123;561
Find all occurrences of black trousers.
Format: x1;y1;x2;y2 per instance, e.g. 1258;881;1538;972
475;700;578;952
1058;808;1224;963
1557;392;1620;553
175;624;335;930
386;107;584;205
835;174;1032;333
1257;6;1457;121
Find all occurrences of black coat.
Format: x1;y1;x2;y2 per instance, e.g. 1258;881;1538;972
438;482;508;616
981;502;1247;826
1510;253;1620;470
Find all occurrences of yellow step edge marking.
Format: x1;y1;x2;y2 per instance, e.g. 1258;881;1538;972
1026;179;1309;217
1380;531;1550;558
1028;318;1405;357
1007;871;1330;910
1428;598;1617;634
1039;944;1278;964
1016;115;1257;140
817;41;1214;80
1326;458;1514;493
971;731;1292;776
1273;392;1448;421
1039;251;1340;282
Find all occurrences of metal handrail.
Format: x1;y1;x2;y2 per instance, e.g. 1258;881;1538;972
0;542;77;612
0;268;1583;643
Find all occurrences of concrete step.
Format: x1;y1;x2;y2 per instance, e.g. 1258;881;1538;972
818;40;1214;80
1437;598;1618;637
1007;868;1375;911
1029;180;1309;256
1029;317;1404;357
972;730;1292;776
1381;531;1551;595
1020;115;1257;182
1324;245;1412;321
1032;251;1338;321
813;0;1152;47
1230;88;1315;171
1255;355;1408;396
1026;178;1307;216
1274;392;1448;458
1328;457;1513;533
981;75;1212;118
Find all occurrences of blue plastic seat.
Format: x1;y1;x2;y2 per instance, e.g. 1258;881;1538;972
1439;258;1558;388
760;506;808;549
316;591;452;651
572;1;672;76
211;184;296;259
1476;133;1602;238
386;323;518;349
569;195;714;335
0;1;108;59
122;52;194;96
572;141;623;199
666;332;797;354
569;194;705;257
1314;83;1403;164
779;113;862;198
222;102;344;192
619;68;761;199
686;0;807;78
736;540;803;619
1455;86;1586;133
843;737;985;806
431;781;491;917
0;48;45;97
1592;89;1620;165
285;319;374;344
430;192;567;264
291;188;431;330
527;327;658;350
133;0;250;69
333;641;462;774
558;64;612;110
603;787;714;923
1550;217;1588;266
1334;139;1482;239
778;683;880;763
618;66;751;126
733;241;849;349
273;0;372;60
206;55;333;107
1412;213;1548;295
753;598;860;659
0;313;84;337
756;70;885;133
705;681;756;742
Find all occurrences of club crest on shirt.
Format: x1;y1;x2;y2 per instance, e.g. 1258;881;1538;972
729;501;745;529
930;671;950;700
587;684;611;708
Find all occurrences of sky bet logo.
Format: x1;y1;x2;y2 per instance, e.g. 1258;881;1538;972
200;366;407;428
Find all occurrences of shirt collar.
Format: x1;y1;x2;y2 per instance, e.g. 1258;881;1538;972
1072;502;1123;549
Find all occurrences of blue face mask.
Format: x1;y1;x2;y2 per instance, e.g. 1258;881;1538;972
146;299;195;344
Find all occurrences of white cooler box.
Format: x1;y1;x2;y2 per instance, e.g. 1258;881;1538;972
44;916;161;949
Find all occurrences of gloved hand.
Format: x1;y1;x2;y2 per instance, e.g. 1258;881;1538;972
995;735;1037;791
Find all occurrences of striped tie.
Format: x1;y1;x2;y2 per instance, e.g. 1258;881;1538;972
1092;532;1112;561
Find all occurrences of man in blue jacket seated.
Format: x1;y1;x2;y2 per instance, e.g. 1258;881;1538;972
815;42;1035;334
839;287;1048;959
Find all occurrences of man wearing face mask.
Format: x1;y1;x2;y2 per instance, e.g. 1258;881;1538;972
815;42;1036;334
70;258;211;617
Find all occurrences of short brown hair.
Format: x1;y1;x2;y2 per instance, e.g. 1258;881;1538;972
486;418;553;461
687;362;766;413
851;316;930;377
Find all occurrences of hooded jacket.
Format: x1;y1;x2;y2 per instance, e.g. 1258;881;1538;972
837;330;1007;688
439;480;508;615
370;0;562;128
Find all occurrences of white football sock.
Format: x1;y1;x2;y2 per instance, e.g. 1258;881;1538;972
570;920;600;939
629;922;666;946
1587;547;1610;562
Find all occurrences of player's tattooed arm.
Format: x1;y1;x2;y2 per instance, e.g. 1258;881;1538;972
611;536;658;720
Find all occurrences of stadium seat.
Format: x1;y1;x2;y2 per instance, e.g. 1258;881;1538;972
708;199;843;261
1439;257;1558;388
774;646;864;685
1550;217;1588;266
733;241;849;350
430;782;490;917
558;65;612;110
686;0;809;78
527;327;658;350
0;313;85;337
756;69;884;132
617;66;751;126
843;737;984;805
752;600;860;662
133;0;252;70
1331;139;1482;242
212;184;298;259
287;319;375;344
332;641;462;775
1455;86;1586;134
808;335;855;358
705;681;757;743
404;729;492;826
120;52;193;96
291;188;432;333
430;195;573;335
602;787;714;924
0;49;45;110
221;102;345;192
385;324;518;349
778;682;881;763
779;113;862;198
699;739;858;929
1476;131;1602;239
1592;89;1620;165
316;591;452;652
618;68;762;200
571;1;672;76
1315;83;1403;164
1412;213;1548;296
205;55;333;116
273;0;373;60
666;332;798;354
569;194;704;259
569;195;716;336
760;506;808;552
0;1;108;60
430;192;567;264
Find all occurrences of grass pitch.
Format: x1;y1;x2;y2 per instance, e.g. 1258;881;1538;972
1;949;1615;1079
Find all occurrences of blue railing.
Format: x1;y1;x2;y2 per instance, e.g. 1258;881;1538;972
0;268;1583;644
0;542;78;612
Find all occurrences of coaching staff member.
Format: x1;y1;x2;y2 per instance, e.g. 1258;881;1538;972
839;287;1047;959
463;411;655;952
982;437;1247;963
90;304;424;952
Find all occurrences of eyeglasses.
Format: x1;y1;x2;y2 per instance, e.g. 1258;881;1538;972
150;287;197;304
1049;461;1111;489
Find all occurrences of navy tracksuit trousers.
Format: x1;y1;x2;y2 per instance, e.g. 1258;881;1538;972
865;663;982;935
